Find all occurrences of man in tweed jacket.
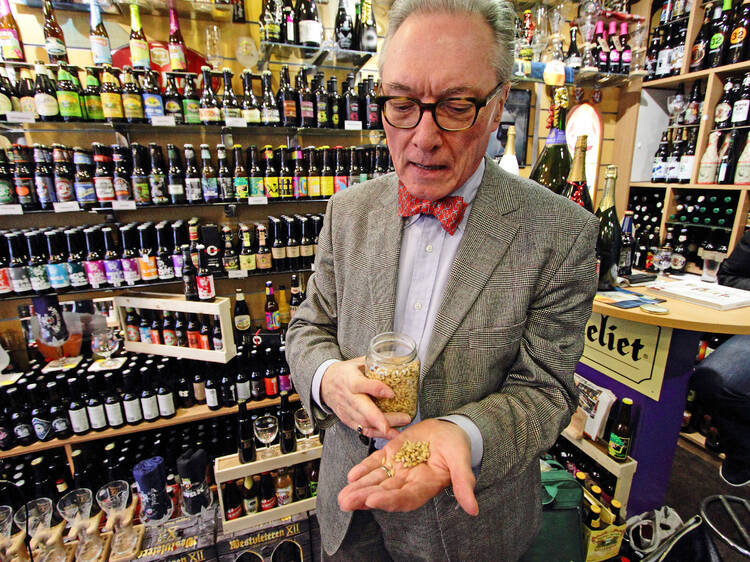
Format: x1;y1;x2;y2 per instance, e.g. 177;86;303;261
285;0;598;558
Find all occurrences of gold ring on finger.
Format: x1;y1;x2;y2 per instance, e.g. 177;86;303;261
380;465;394;479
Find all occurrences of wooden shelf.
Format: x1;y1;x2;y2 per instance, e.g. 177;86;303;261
221;497;316;533
642;60;750;88
214;442;322;484
0;395;299;460
631;182;748;191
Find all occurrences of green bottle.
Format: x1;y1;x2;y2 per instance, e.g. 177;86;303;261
83;67;104;121
55;64;82;121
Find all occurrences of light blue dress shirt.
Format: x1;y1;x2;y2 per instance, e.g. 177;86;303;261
311;160;486;469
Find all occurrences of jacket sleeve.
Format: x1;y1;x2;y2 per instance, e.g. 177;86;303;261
451;213;598;488
718;230;750;291
285;197;342;428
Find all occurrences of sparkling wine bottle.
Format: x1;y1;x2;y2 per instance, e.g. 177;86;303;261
499;125;519;175
561;134;593;212
530;87;571;195
595;165;622;291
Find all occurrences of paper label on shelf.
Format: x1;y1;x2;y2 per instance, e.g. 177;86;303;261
0;204;22;215
247;196;268;205
344;120;363;130
228;269;248;279
112;200;137;210
580;312;672;401
53;201;81;213
151;115;176;127
5;111;35;123
225;117;248;128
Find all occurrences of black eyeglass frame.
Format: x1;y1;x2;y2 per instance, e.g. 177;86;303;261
375;81;507;132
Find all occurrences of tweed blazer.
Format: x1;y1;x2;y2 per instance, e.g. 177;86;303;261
286;156;598;560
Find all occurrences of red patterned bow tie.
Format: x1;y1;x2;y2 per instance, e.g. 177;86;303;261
397;183;468;235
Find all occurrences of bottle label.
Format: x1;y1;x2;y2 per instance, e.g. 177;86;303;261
321;176;334;197
732;100;749;123
35;92;59;116
183;99;200;123
276;484;293;506
51;415;70;435
317;108;327;124
88;404;107;429
90;35;112;65
141;396;159;420
138;256;158;280
185;177;202;201
239;253;256;271
226;504;243;520
123;399;143;423
287;245;300;259
168;43;187;70
131;176;150;203
234;176;249;199
670;45;684;72
679;155;695;181
150;174;168;204
202;177;219;199
264;176;279;198
122;93;145;119
9;267;31;293
104;259;124;286
262;106;280;124
199;106;221;122
28;264;51;292
130;38;150;67
222;107;241;121
294;176;308;198
301;100;314;119
205;387;219;407
283;100;297;118
171;253;184;277
101;92;124;119
218;177;234;199
731;27;747;48
84;260;107;288
46;263;70;289
0;29;23;60
608;433;630;460
74;180;96;203
213;336;223;350
57;90;82;118
265;310;280;331
0;268;12;294
257;253;272;269
279;374;292;392
67;261;87;287
121;257;141;285
243;496;258;514
165;99;182;115
242;107;261;124
168;181;185;198
94;176;116;201
35;176;55;204
197;275;216;300
651;158;666;180
666;157;681;181
715;102;731;123
334;175;348;193
54;176;74;202
68;408;90;433
697;161;719;183
139;325;153;343
13;177;32;203
735;160;750;184
308;176;321;197
249;177;264;197
656;49;671;75
143;93;165;118
0;178;13;204
32;416;52;440
157;256;173;280
187;331;201;349
709;33;725;52
545;128;566;145
300;244;314;257
670;252;687;270
309;480;318;497
114;177;131;200
158;393;175;416
20;95;35;115
271;246;286;260
105;403;124;426
126;324;140;341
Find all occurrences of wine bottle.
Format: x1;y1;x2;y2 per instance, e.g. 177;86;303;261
129;3;150;69
279;391;297;453
566;26;582;69
530;87;571;194
296;0;323;49
708;0;732;67
690;8;712;72
595;165;622;291
168;0;187;70
679;129;697;184
697;130;721;183
561;135;593;212
714;79;734;130
732;73;750;128
0;0;24;63
666;127;684;183
335;0;354;49
499;125;519;175
43;0;67;65
716;128;739;184
281;0;295;44
734;133;750;184
237;400;256;463
89;0;111;66
260;0;281;42
651;130;669;183
358;0;377;52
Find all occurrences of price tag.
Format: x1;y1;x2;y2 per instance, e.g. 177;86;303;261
53;201;81;213
112;200;137;210
0;204;23;215
228;270;248;279
6;111;35;123
151;115;176;127
247;196;268;205
224;117;248;128
344;120;363;130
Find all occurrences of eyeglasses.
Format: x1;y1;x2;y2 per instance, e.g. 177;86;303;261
376;82;506;132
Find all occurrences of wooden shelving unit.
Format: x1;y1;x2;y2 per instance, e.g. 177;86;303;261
641;60;750;89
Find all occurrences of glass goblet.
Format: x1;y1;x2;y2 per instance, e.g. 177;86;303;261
294;408;315;449
0;505;12;562
96;481;138;558
91;327;120;369
653;246;673;278
254;414;279;458
57;489;103;562
13;498;65;562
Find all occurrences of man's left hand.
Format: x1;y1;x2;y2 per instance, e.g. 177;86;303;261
338;419;479;516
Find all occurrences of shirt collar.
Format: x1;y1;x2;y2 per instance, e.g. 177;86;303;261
403;159;485;233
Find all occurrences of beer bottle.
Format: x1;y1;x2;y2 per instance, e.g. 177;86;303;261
184;144;202;203
187;217;200;267
281;0;295;43
237;400;256;463
212;314;223;351
137;223;158;282
296;0;322;49
89;0;111;66
221;225;239;272
334;146;348;193
608;397;633;462
305;146;321;198
65;228;88;289
279;391;297;453
6;232;32;294
51;145;73;203
347;146;360;186
129;3;150;69
335;0;354;49
25;231;51;294
99;64;124;123
292;147;307;198
239;224;256;273
199;66;221;125
196;245;215;301
269;216;287;271
83;227;107;289
260;0;281;41
264;280;280;330
43;0;67;64
168;1;187;70
83;67;104;121
260;70;280;126
148;143;168;205
112;144;131;201
285;216;300;270
17;67;35;115
263;144;279;199
142;70;165;122
200;143;219;202
32;144;54;210
234;287;252;340
163;73;183;124
278;145;293;199
0;148;13;206
342;73;359;123
320;146;334;197
34;61;59;122
92;143;115;204
130;143;151;205
102;226;124;288
182;73;201;124
327;76;341;128
45;230;70;292
363;75;379;129
256;224;272;270
166;143;186;204
233;144;249;202
221;67;241;123
313;72;329;128
728;0;750;65
13;144;38;210
155;222;174;280
0;0;24;62
240;70;261;125
708;0;732;67
217;143;235;201
73;147;96;207
171;220;187;276
298;215;314;268
247;145;264;197
296;68;315;128
181;244;198;301
289;273;303;317
277;65;297;127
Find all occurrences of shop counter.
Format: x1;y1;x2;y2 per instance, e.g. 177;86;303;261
576;291;750;517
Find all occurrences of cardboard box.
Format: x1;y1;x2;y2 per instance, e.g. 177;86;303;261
216;513;312;562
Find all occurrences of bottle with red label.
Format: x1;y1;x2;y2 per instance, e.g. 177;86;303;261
223;480;244;520
125;307;140;342
186;312;201;348
260;472;277;511
264;346;279;398
0;233;14;295
92;143;115;204
150;311;162;345
196;244;215;301
162;311;177;346
277;65;298;127
342;73;359;123
363;75;379;129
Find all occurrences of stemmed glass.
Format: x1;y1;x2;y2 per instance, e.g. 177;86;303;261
531;5;548;63
96;481;138;558
654;245;673;279
667;95;686;128
91;327;121;369
294;408;315;449
254;414;279;458
0;506;12;562
57;489;103;562
629;20;648;77
13;499;66;562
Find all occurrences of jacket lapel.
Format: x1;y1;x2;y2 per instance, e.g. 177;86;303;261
421;158;522;378
365;177;404;335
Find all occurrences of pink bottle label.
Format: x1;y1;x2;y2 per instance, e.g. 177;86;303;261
84;260;106;288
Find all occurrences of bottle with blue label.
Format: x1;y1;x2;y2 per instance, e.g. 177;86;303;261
44;230;70;291
73;147;96;208
200;144;219;202
142;70;165;122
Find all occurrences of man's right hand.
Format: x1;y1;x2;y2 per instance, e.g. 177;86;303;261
320;356;412;440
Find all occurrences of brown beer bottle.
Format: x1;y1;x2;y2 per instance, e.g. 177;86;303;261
42;0;67;65
608;398;633;462
0;0;24;62
264;280;280;330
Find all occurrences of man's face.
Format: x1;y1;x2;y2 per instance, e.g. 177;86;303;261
381;12;508;201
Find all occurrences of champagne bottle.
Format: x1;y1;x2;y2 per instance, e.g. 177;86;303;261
690;8;712;72
129;3;150;69
561;135;593;212
595;165;622;291
89;0;111;66
43;0;67;65
358;0;377;52
498;125;519;175
530;87;571;194
296;0;323;49
335;0;354;49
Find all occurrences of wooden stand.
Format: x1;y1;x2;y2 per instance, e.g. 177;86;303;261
105;525;145;562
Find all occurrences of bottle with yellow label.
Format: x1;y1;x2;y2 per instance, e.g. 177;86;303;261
120;65;145;123
263;145;279;199
305;146;321;198
129;3;150;69
320;146;334;197
83;67;104;121
99;64;124;123
239;224;257;272
56;64;82;122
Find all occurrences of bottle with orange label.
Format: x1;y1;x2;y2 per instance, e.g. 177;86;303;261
137;223;158;282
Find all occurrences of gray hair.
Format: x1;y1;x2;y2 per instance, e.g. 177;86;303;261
378;0;516;85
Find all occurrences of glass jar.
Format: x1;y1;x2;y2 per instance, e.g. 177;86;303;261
365;332;419;419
